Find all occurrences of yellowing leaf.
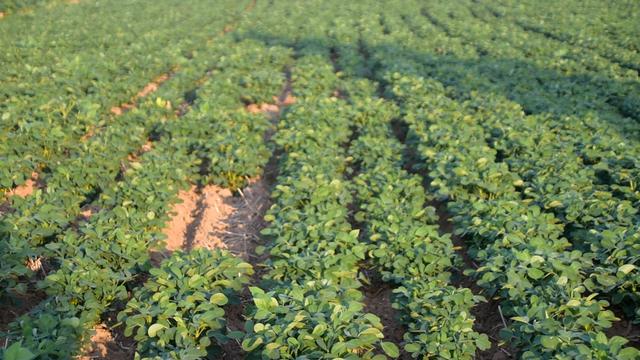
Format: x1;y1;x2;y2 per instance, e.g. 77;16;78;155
618;264;636;275
210;293;228;305
148;323;165;337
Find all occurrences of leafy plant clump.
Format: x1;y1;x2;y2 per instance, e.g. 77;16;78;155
243;282;400;359
118;249;253;359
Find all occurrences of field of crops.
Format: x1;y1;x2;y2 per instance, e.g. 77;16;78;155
1;0;639;359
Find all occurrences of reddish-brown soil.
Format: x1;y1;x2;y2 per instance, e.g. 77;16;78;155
80;322;135;360
161;177;272;257
279;93;296;106
162;185;199;251
137;74;169;98
197;178;271;257
247;102;279;116
80;126;96;142
110;72;173;116
6;179;36;198
5;172;41;198
79;204;102;221
127;140;154;162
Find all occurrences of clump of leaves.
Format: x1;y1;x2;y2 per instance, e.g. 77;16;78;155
393;281;490;359
243;281;399;359
118;249;253;358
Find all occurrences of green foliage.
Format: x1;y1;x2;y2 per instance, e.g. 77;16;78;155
3;33;290;357
344;77;487;359
389;71;640;357
393;282;490;359
1;342;35;360
118;249;253;358
243;283;392;359
3;0;640;358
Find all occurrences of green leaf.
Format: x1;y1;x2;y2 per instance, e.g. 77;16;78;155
566;299;581;307
540;336;559;349
404;343;421;353
476;334;491;350
331;341;347;355
61;317;81;328
249;287;265;297
619;347;640;360
556;275;568;286
312;323;327;337
527;267;545;280
381;341;400;358
511;316;529;324
547;200;563;208
3;343;35;360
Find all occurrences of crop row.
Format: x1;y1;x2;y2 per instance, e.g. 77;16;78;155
322;16;493;357
232;3;495;357
338;4;640;356
1;3;259;297
0;34;266;297
117;248;253;359
2;39;290;359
